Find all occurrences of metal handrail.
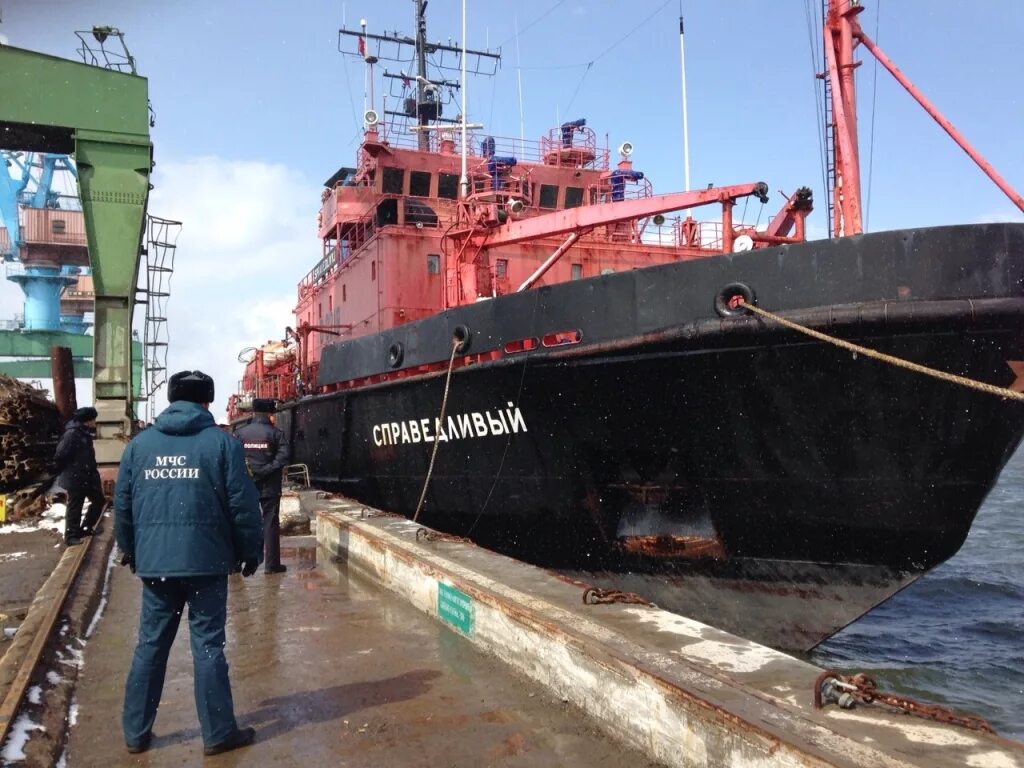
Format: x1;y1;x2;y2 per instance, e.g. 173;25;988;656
285;463;310;488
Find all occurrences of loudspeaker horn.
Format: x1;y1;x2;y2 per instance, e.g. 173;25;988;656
652;213;666;226
364;109;379;127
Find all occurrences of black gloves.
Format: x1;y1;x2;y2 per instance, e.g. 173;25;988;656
241;559;259;577
120;552;136;573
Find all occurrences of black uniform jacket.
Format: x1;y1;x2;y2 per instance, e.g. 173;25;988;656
234;415;289;499
54;420;100;489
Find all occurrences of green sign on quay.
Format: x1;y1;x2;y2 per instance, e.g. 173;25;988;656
437;582;474;635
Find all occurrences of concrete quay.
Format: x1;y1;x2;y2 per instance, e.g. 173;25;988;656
313;495;1024;768
66;535;656;767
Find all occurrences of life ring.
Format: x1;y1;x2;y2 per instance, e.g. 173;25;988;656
715;282;755;317
387;341;404;368
453;324;471;353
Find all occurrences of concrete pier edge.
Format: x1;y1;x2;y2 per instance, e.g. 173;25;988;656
315;497;1023;768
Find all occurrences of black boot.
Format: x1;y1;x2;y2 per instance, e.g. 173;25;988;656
203;727;255;756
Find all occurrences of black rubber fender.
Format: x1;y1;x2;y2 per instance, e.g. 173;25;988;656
452;324;471;353
387;341;404;368
715;282;755;317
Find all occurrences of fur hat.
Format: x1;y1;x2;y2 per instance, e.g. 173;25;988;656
252;398;277;413
73;406;98;422
168;370;215;404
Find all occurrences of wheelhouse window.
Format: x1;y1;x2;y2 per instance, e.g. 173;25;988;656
409;170;431;197
539;184;559;209
438;173;459;199
565;186;584;209
382;167;404;194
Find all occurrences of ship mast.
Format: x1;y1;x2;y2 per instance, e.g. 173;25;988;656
338;3;499;152
414;0;429;151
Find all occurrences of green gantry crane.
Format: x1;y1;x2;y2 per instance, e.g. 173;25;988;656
0;43;152;466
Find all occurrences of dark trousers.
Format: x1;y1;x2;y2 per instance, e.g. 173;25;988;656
123;575;238;748
260;495;281;571
65;479;105;540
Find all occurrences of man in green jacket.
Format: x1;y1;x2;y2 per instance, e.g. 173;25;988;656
115;370;263;756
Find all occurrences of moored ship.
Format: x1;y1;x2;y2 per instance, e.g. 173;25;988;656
232;0;1024;650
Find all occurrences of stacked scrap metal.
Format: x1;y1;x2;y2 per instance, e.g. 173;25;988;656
0;375;61;493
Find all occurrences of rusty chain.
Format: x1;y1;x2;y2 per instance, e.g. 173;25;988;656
581;587;654;607
814;670;996;734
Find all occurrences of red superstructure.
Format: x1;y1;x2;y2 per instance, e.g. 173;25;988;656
229;117;811;419
230;0;1024;421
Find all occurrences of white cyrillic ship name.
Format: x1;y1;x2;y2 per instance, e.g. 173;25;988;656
372;403;527;447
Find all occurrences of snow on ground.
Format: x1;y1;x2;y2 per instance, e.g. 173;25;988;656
85;550;117;639
0;552;27;562
55;644;83;670
0;713;45;762
45;670;62;685
26;686;41;706
0;504;66;536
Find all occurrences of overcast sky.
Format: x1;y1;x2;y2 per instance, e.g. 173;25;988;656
2;0;1023;418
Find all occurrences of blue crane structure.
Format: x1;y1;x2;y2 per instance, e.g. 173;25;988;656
0;151;91;333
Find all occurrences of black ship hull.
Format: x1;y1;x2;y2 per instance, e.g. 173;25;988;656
279;223;1024;650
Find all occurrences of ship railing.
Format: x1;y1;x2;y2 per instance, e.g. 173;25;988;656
593;176;654;204
240;372;292;402
284;464;310;488
465;172;532;201
540;125;609;170
375;115;607;168
633;217;728;250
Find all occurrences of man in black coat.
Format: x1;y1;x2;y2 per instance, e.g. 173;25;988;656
234;398;290;574
53;406;105;545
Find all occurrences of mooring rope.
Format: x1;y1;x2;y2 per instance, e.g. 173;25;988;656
737;299;1024;402
412;337;461;522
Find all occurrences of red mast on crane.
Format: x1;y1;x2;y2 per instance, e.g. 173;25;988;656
825;0;1024;238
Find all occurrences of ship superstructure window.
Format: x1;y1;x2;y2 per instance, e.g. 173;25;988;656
495;259;508;278
410;171;431;197
427;254;441;274
438;173;459;200
372;261;377;281
539;184;559;209
565;187;584;208
382;167;404;195
343;284;347;302
571;263;583;280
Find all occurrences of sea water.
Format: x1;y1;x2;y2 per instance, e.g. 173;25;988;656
815;446;1024;738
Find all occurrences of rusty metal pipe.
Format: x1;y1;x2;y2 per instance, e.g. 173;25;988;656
49;346;77;422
